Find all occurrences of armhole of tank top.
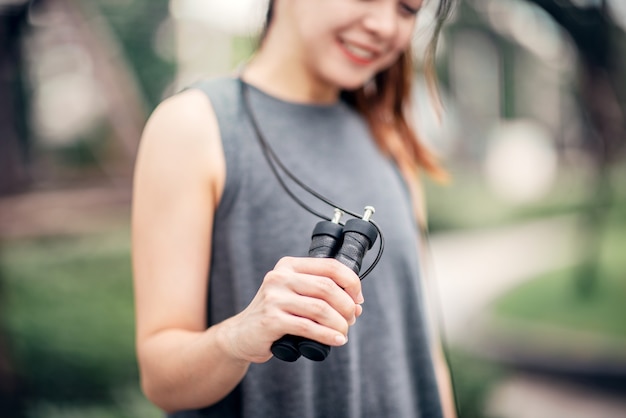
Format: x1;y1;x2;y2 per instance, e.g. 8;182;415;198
186;79;243;223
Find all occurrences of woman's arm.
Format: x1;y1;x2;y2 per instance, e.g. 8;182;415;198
432;342;458;418
132;89;244;411
132;89;363;412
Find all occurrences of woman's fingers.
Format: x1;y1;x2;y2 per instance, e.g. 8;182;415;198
225;256;364;361
265;258;360;325
283;294;351;335
274;257;364;304
285;273;358;325
279;312;349;347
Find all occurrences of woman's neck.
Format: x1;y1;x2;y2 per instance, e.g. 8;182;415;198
241;32;340;105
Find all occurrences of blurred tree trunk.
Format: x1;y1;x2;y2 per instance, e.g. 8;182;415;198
0;3;31;196
524;0;626;155
65;0;148;155
54;0;148;177
523;0;626;297
2;0;150;192
0;4;29;416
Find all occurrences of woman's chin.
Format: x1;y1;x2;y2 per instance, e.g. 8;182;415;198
333;75;371;92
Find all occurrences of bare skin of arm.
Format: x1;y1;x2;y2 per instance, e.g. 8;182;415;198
132;89;363;413
432;342;458;418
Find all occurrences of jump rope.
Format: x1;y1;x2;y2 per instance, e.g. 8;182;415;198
240;79;462;416
241;80;383;362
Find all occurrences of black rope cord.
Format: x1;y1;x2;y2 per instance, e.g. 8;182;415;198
240;80;385;280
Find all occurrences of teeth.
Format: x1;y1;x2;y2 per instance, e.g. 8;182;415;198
343;42;375;60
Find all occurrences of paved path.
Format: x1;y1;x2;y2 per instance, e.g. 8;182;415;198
0;184;131;239
426;216;626;418
486;373;626;418
427;216;579;343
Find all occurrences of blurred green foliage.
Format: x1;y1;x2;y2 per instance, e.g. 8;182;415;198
232;35;258;69
425;161;626;232
50;125;112;168
1;228;160;417
93;0;175;109
448;351;507;418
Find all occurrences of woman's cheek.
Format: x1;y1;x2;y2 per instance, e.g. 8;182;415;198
376;50;403;73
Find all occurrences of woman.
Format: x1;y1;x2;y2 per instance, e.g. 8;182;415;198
132;0;457;416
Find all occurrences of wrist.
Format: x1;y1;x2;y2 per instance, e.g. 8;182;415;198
213;317;254;366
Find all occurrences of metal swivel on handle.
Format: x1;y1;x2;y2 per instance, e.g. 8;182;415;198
271;209;344;362
334;206;379;275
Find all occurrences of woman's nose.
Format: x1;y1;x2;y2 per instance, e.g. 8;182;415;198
361;1;399;40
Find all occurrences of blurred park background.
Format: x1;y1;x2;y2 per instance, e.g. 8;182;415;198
1;0;625;417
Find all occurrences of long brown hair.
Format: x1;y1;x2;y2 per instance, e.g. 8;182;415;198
260;0;455;222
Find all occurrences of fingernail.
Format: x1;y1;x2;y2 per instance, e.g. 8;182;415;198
357;292;364;304
335;334;347;345
355;304;363;317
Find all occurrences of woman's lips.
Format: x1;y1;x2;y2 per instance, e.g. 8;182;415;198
338;39;379;65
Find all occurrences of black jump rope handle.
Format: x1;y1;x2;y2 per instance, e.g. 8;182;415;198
271;207;379;362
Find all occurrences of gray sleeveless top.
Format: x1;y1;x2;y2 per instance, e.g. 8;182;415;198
169;77;442;418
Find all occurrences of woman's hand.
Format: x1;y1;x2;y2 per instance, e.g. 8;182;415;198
217;256;365;363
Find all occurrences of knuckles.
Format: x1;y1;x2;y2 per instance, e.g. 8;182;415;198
326;259;361;288
313;276;337;297
292;319;313;337
263;269;291;287
324;258;346;279
275;256;298;270
309;298;330;318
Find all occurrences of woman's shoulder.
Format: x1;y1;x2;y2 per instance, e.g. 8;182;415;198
137;80;227;187
145;75;238;132
185;75;241;108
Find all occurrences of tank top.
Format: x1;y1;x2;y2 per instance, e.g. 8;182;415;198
168;77;443;418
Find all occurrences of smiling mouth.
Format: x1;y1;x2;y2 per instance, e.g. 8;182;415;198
339;40;378;64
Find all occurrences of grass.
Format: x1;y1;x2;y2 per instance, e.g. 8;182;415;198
492;201;626;339
0;226;161;418
493;266;626;338
448;351;507;418
424;160;622;232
